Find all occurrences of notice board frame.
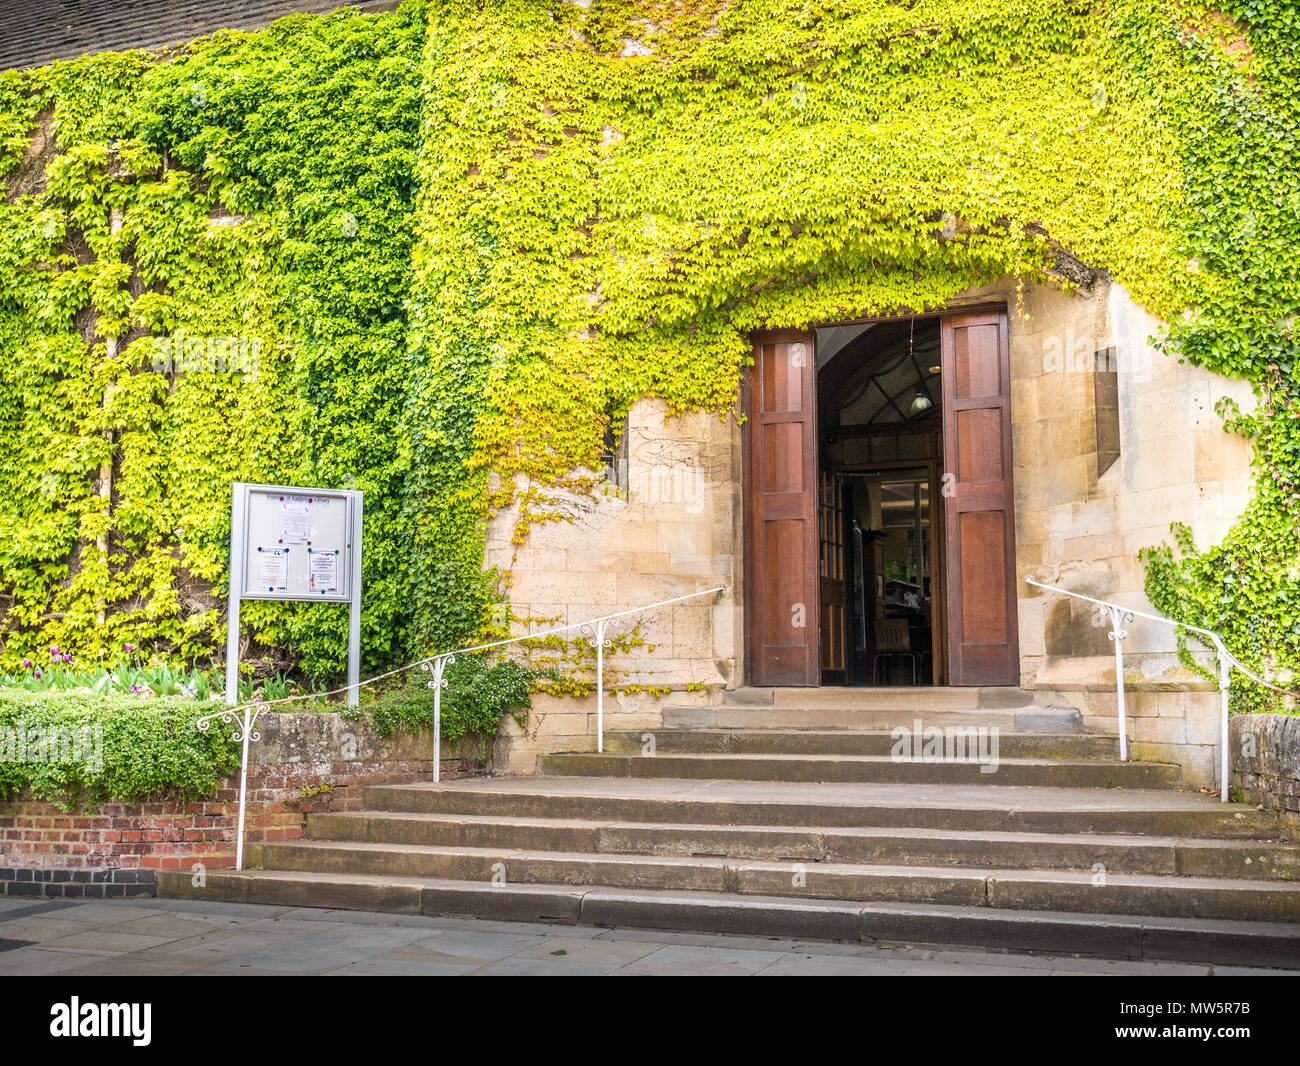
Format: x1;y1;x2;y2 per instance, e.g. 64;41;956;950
224;481;363;707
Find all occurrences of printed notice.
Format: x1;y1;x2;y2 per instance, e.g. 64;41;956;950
280;495;310;544
257;547;288;593
310;550;339;594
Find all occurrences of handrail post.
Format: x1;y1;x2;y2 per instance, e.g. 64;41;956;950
423;653;453;784
196;703;263;872
1106;605;1131;762
1023;577;1296;803
193;585;725;864
597;622;605;753
235;710;251;870
582;618;617;754
1216;641;1231;803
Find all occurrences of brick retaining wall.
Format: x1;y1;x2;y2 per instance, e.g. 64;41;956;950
0;712;481;889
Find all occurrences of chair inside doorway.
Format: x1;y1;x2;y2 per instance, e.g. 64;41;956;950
816;317;946;686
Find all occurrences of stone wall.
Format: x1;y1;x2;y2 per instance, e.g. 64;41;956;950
0;712;466;894
487;398;740;697
485;397;739;772
1002;278;1253;786
1039;682;1223;789
1007;279;1255;695
1231;713;1300;838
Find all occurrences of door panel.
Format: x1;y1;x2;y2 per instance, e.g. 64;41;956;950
956;409;1004;482
744;332;818;686
763;424;804;492
763;520;805;646
954;325;1003;399
941;311;1019;686
958;511;1007;641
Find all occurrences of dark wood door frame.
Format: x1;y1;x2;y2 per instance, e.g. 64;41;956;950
744;307;1019;688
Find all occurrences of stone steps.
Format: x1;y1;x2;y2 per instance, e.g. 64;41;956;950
304;810;1300;879
666;686;1082;732
602;729;1114;758
362;779;1276;837
154;721;1299;967
536;752;1180;788
154;869;1300;969
233;837;1300;922
723;686;1041;709
664;707;1080;731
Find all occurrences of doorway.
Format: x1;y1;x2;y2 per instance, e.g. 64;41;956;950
742;309;1019;687
817;317;946;685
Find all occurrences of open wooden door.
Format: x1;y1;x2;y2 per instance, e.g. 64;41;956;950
743;330;819;686
940;310;1019;686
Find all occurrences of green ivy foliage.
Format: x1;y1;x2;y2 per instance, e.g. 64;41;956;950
0;0;1295;709
405;0;1187;627
346;655;536;744
407;0;1297;705
1124;1;1300;708
0;690;240;807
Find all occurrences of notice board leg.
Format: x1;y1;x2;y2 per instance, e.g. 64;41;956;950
347;492;363;707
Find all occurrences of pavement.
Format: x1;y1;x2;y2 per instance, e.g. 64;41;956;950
0;896;1295;975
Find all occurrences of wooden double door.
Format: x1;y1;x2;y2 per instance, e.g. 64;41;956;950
742;311;1019;687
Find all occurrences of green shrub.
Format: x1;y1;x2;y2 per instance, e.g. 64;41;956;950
347;655;536;745
0;690;240;809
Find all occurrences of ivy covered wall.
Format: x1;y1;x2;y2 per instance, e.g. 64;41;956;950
0;5;425;678
0;1;1295;704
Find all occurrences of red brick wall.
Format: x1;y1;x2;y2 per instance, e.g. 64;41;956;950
1;755;464;872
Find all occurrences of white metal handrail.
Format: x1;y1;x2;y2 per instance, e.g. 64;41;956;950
1026;577;1293;802
197;584;726;867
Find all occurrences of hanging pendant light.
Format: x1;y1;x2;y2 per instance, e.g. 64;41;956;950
905;316;931;414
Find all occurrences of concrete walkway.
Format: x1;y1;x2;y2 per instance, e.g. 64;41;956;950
0;896;1293;975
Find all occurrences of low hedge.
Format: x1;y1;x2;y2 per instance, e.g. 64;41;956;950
0;656;535;810
0;691;240;809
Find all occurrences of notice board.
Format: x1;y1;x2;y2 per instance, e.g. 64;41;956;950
237;486;356;602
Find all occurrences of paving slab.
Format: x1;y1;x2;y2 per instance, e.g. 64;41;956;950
615;943;800;976
37;928;183;954
512;935;662;967
22;901;169;925
119;898;293;920
468;958;618;976
0;916;101;942
754;954;910;976
324;958;480;976
0;946;114;975
158;930;310;961
407;927;550;960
